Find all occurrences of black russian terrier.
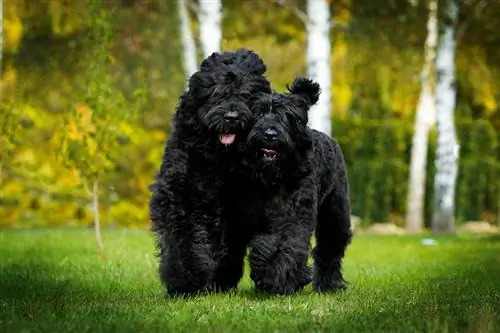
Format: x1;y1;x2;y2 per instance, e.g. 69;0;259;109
235;77;353;294
149;49;271;296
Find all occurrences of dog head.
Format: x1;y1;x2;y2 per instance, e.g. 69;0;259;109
179;48;271;148
244;77;320;179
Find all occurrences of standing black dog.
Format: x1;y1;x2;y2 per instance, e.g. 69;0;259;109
236;77;353;294
149;49;271;296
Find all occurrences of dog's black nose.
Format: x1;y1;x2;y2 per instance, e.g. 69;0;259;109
264;128;278;141
224;111;239;122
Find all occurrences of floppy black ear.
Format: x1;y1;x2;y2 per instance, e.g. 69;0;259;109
287;77;321;107
187;71;215;100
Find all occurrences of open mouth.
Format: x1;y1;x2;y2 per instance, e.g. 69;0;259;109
260;148;278;161
219;134;236;145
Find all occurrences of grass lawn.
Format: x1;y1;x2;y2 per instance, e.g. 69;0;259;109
0;229;499;333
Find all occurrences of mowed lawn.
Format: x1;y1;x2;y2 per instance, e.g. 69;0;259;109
0;229;499;333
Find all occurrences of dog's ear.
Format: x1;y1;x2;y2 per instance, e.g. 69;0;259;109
287;77;321;107
188;71;215;100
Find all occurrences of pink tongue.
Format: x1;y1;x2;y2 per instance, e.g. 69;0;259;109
220;134;236;145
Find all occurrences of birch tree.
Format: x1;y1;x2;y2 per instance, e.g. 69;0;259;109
306;0;332;136
432;0;460;233
198;0;222;57
405;0;438;233
178;0;197;80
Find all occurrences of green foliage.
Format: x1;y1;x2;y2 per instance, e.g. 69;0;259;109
334;118;500;226
2;0;500;229
1;230;499;332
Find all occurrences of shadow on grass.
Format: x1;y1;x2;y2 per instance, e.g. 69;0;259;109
0;260;161;332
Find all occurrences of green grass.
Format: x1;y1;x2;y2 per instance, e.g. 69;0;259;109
0;229;499;333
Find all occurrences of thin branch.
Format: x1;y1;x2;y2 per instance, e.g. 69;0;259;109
82;179;92;197
186;0;200;15
270;0;307;24
269;0;349;30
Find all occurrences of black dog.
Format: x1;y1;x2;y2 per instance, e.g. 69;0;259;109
236;77;353;294
149;49;271;296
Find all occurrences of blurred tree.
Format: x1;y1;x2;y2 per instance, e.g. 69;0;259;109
198;0;222;57
59;2;144;258
432;0;460;233
406;0;438;233
306;0;332;136
270;0;348;134
178;0;197;81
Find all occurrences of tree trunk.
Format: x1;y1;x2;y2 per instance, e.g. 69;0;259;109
405;0;438;233
198;0;222;58
306;0;332;136
178;0;197;80
432;0;460;234
92;179;106;259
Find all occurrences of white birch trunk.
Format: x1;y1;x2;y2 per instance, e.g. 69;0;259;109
178;0;198;80
432;0;460;233
405;0;438;233
198;0;222;58
306;0;332;136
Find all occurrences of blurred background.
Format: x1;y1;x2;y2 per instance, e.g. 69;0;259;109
1;0;499;234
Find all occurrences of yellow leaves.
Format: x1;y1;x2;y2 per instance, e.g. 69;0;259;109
4;2;25;53
484;97;497;114
39;163;55;179
76;102;96;134
14;149;37;166
0;64;18;101
1;180;23;197
49;0;87;36
55;168;81;188
332;35;351;118
109;200;149;227
67;102;96;141
456;46;498;116
67;120;82;140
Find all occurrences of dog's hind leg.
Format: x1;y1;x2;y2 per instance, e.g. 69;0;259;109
312;163;353;293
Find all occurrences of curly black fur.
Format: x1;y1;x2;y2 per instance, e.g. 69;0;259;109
149;49;271;296
237;77;353;294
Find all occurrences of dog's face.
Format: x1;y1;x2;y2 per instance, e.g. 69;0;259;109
246;77;320;166
186;49;271;147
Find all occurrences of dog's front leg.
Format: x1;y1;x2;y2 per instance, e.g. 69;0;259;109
249;184;316;295
150;149;217;297
157;218;217;297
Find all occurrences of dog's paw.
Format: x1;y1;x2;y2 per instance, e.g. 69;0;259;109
249;234;312;295
251;259;312;295
312;276;349;293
